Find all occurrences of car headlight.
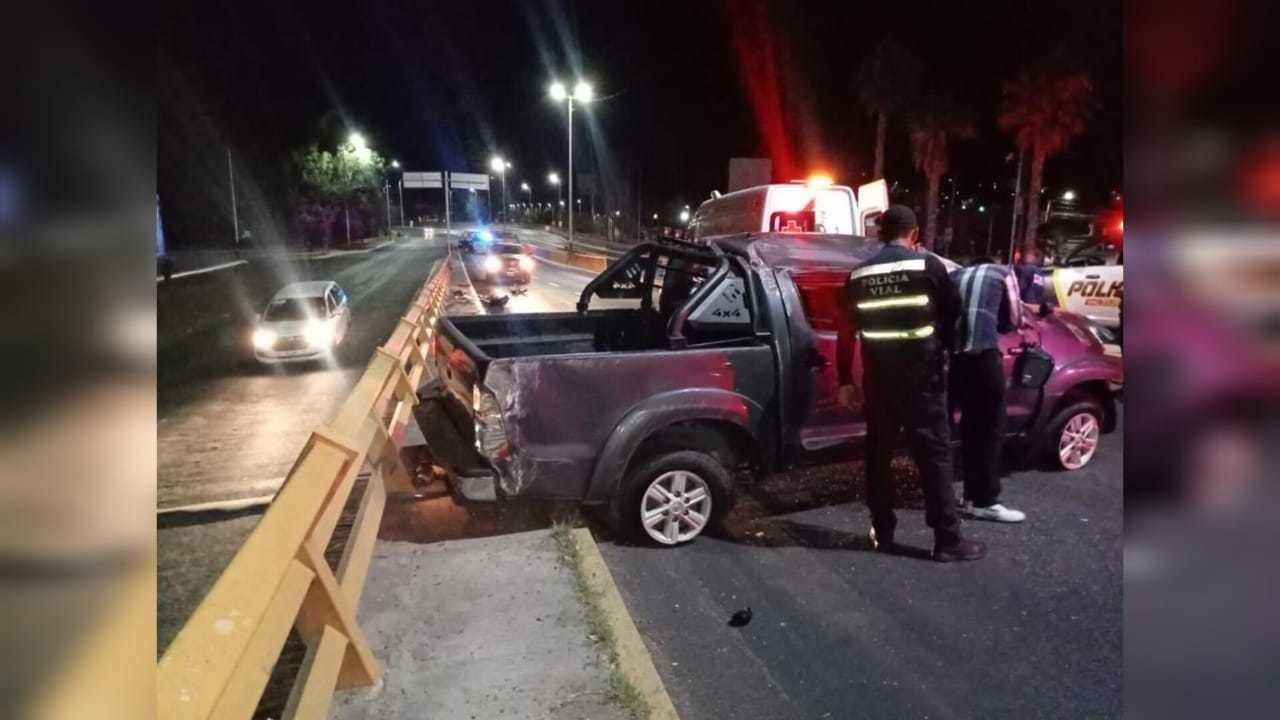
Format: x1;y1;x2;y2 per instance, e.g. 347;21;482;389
303;319;336;348
518;255;534;271
484;255;502;273
252;328;277;350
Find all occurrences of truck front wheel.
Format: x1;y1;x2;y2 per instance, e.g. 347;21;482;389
612;450;731;546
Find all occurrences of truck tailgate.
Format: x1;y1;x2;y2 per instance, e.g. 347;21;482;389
434;316;485;410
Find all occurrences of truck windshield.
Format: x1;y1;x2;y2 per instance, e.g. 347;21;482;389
264;297;327;321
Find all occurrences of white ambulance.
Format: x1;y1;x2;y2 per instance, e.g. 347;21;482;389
689;178;890;240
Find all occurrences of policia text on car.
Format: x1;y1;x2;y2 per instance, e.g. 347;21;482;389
836;205;986;562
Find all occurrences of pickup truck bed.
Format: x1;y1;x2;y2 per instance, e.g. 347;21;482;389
430;307;775;500
441;309;672;361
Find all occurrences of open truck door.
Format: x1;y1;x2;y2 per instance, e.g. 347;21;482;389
856;179;889;237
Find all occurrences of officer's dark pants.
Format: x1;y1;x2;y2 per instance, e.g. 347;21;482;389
952;349;1006;507
863;361;962;544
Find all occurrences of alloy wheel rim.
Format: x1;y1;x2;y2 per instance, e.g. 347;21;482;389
641;470;712;545
1059;412;1100;469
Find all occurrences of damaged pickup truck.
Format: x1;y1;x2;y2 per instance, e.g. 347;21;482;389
416;235;1122;545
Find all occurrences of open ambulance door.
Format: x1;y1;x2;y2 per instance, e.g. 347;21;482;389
856;179;889;238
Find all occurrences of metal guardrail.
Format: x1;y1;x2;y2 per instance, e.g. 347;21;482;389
156;258;453;720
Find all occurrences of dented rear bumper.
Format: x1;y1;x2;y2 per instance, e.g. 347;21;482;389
414;382;499;501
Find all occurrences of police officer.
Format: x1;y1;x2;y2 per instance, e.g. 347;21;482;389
836;206;985;562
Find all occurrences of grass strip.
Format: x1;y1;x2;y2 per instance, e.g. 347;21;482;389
550;521;651;720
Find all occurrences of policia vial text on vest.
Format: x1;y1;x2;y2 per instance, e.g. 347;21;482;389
835;205;987;563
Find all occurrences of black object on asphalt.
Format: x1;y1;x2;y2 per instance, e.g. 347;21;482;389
728;607;752;627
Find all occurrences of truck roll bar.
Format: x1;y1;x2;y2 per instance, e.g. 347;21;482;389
576;241;720;314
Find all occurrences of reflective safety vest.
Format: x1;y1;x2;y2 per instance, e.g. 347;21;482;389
846;256;940;342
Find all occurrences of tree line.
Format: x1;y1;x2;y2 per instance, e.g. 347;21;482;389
856;40;1095;253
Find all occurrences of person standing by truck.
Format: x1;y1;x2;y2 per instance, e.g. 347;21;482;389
950;257;1029;523
836;206;986;562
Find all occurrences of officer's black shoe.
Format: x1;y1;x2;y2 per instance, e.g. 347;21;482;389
932;537;987;562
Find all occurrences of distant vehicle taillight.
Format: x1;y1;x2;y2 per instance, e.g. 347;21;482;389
472;384;509;459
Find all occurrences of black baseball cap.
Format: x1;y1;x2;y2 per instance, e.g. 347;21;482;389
878;205;918;241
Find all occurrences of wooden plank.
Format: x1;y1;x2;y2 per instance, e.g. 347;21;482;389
337;473;387;607
207;560;315;720
158;440;353;720
294;541;383;689
281;624;348;720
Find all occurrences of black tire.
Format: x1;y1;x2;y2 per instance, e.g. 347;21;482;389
611;450;733;547
1041;399;1105;471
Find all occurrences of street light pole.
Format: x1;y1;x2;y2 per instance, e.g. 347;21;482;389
551;80;593;255
548;172;562;228
383;179;392;235
398;178;405;226
1008;147;1025;263
227;147;240;254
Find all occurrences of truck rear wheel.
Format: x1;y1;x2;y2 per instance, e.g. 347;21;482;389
613;450;731;546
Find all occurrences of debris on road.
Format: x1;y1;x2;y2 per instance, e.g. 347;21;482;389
729;607;753;627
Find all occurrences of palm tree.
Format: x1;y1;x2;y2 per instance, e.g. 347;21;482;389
856;39;922;180
998;59;1093;248
908;94;974;249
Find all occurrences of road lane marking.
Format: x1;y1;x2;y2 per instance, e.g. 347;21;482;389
156;259;247;282
530;254;598;276
157;492;277;515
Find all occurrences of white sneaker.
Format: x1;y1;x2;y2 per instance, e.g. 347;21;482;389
964;502;1026;523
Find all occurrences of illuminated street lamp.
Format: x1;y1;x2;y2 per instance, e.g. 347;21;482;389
347;132;372;165
548;172;563;226
679;209;690;223
1061;189;1077;201
549;78;594;253
387;159;405;226
343;131;376;242
490;155;511;223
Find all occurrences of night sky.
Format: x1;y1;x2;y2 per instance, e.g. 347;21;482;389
159;0;1121;246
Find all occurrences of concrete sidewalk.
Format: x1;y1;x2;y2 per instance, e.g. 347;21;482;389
330;529;649;719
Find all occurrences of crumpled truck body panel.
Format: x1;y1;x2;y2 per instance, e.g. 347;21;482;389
481;344;776;499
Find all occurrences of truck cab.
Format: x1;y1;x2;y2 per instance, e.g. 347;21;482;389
417;235;1122;546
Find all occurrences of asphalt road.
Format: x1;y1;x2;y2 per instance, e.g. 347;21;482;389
473;229;1123;718
157;237;448;652
597;428;1124;719
467;227;633;312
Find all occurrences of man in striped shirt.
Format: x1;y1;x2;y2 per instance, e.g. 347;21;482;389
949;257;1030;523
